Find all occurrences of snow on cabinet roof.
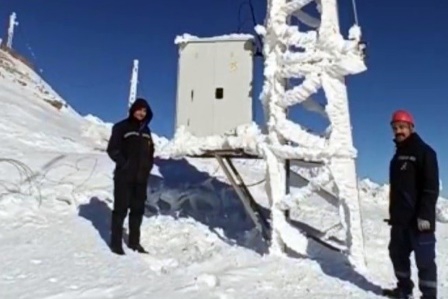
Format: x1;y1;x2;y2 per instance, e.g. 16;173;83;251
174;33;254;45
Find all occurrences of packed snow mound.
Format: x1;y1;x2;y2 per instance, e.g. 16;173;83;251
162;123;265;158
174;33;254;44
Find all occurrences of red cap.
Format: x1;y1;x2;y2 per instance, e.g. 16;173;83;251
391;110;414;126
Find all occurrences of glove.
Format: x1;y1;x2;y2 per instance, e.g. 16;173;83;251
417;218;431;231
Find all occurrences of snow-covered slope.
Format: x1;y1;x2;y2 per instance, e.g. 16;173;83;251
0;50;96;153
1;49;448;299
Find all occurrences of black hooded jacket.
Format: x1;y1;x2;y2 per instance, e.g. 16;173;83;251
106;98;155;183
389;133;439;231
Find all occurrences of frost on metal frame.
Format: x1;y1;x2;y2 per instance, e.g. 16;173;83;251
164;122;266;159
165;0;367;269
259;0;367;269
174;33;255;45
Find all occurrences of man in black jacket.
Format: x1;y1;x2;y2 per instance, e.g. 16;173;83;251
106;98;155;255
384;110;439;299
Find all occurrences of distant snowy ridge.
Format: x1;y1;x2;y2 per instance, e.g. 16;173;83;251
358;178;448;222
292;161;448;223
0;48;68;112
0;48;168;153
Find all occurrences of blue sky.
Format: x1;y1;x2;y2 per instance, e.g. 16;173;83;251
2;0;448;193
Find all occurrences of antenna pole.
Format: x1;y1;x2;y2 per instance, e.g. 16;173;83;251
128;59;139;107
7;12;18;49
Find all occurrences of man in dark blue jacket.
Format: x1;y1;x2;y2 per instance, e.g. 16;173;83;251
106;98;155;255
384;110;439;299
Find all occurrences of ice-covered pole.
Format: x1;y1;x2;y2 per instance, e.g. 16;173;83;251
259;0;289;255
128;59;139;107
7;12;18;49
319;0;366;270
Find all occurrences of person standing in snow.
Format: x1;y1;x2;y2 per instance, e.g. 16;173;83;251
106;98;155;255
384;110;439;299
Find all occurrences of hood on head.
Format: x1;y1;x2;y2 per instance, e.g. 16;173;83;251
129;97;153;124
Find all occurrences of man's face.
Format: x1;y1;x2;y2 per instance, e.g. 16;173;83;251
391;121;413;142
133;107;147;121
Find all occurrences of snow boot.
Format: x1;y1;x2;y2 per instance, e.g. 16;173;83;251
382;288;414;298
110;243;125;255
128;244;148;254
110;224;125;255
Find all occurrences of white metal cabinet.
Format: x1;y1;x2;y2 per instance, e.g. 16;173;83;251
175;35;254;137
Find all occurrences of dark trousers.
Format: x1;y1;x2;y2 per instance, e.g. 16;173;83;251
110;180;147;247
389;226;437;298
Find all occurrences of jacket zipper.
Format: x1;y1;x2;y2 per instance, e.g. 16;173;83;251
136;124;145;180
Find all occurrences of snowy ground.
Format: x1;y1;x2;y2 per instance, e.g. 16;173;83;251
1;50;448;298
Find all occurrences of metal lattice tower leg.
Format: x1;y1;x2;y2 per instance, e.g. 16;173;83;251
259;0;367;269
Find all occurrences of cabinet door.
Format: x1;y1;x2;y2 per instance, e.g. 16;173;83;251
176;45;196;131
191;43;215;136
178;43;215;137
213;42;252;135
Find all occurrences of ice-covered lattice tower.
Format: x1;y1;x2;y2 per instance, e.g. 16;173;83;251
167;0;366;271
257;0;367;269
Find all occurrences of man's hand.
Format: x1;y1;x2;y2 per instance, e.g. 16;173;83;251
417;218;431;231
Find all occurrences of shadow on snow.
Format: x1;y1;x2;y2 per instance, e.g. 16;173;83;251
78;157;268;254
147;157;269;254
78;196;130;247
285;241;383;296
78;156;382;295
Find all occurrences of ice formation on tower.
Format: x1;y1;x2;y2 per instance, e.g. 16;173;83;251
165;0;367;270
257;0;367;269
